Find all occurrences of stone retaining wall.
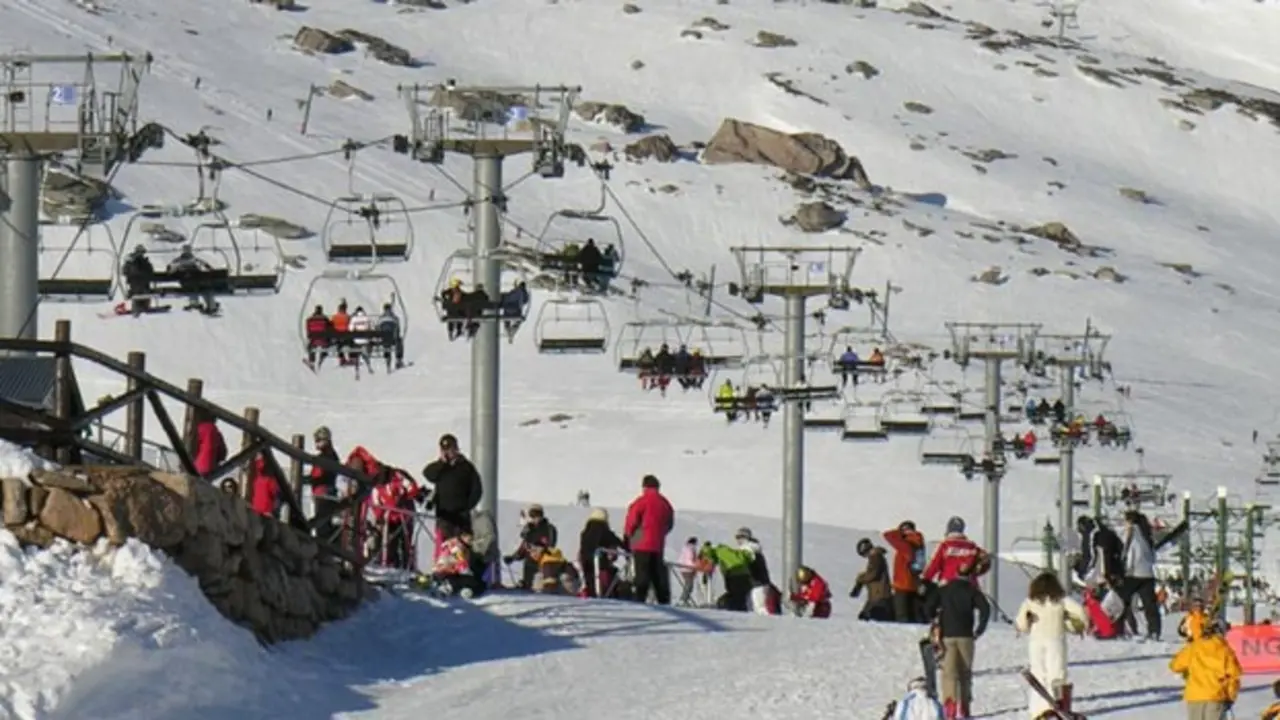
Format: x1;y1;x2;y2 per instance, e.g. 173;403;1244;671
0;466;365;643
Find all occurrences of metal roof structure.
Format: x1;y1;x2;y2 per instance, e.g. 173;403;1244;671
0;357;59;409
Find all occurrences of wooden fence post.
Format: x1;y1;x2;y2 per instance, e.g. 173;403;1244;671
52;320;73;464
181;378;204;455
239;406;260;500
288;434;306;524
124;352;146;461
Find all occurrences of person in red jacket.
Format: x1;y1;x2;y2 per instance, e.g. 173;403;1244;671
623;474;675;605
191;409;227;477
791;565;832;618
248;455;281;518
342;445;385;555
370;468;422;570
922;516;990;586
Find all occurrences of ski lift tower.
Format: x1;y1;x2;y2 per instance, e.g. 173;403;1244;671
944;321;1042;605
728;246;860;593
0;52;150;352
394;81;581;564
1034;321;1111;589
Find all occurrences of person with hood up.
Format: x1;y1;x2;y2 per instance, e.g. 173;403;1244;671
923;516;991;586
623;474;675;604
422;433;483;546
884;520;928;623
791;565;832;619
1014;572;1087;719
700;540;755;611
923;562;991;720
248;454;281;518
505;504;558;590
579;508;624;598
884;678;945;720
852;537;894;621
1119;510;1162;639
735;527;779;615
192;409;227;478
1169;617;1241;720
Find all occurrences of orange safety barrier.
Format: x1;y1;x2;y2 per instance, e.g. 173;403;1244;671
1227;624;1280;674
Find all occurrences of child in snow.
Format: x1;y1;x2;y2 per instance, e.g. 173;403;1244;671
429;531;487;598
790;565;832;618
882;677;944;720
578;508;623;598
531;545;581;595
1014;572;1087;719
1082;586;1121;640
1169;618;1241;720
675;537;700;605
1178;598;1207;642
1260;679;1280;720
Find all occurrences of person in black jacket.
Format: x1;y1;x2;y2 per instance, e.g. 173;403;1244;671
504;504;558;590
421;433;483;542
922;564;991;720
578;508;623;597
1075;516;1125;587
306;426;341;541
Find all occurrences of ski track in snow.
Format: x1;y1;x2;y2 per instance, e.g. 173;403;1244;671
2;0;1280;715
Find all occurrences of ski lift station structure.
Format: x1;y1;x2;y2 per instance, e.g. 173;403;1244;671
298;267;409;347
37;222;122;301
615;318;750;370
322;193;415;265
534;292;611;353
117;208;288;295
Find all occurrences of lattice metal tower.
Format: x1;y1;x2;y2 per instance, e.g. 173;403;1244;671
944;322;1042;606
394;82;580;570
727;246;861;593
0;52;150;349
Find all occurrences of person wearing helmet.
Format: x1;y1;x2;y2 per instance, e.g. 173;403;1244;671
688;348;706;388
306;426;341;540
922;516;990;586
851;537;893;621
440;278;466;340
791;565;832;619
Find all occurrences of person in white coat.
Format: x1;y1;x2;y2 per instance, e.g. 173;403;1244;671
886;677;944;720
1014;572;1087;720
1119;510;1162;639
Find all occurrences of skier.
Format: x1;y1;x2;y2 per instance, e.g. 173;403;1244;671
499;281;530;341
923;562;990;720
884;520;928;623
422;433;483;545
305;305;333;369
1014;572;1087;719
700;540;754;611
922;516;991;586
166;245;219;314
348;306;374;372
837;346;860;388
440;279;466;341
578;508;624;598
622;474;675;604
790;565;832;618
884;678;944;720
851;538;894;621
376;302;405;370
1168;617;1240;720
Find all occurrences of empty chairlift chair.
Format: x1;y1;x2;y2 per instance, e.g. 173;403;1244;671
37;223;121;301
691;321;750;369
877;391;930;434
322;194;414;265
842;402;888;441
918;426;978;466
534;295;611;353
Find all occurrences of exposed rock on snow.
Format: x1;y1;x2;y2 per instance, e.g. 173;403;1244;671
336;29;417;67
1023;221;1083;252
3;467;364;643
621;2;642;13
293;26;353;55
753;30;797;47
783;201;845;232
973;265;1008;285
42;170;115;224
1093;266;1128;283
691;16;730;30
703;118;871;188
846;60;879;79
326;78;374;101
575;101;647;133
625;134;680;162
238;214;311;239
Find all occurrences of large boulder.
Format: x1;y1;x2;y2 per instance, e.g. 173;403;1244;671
575;101;647;133
784;201;845;232
336;29;417;67
294;27;353;55
625;134;680;162
42;170;115;223
702;118;871;188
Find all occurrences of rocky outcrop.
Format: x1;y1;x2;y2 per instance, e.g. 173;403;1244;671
783;201;845;232
1;466;364;643
336;29;418;67
42;170;115;224
326;79;375;102
294;27;354;55
575;101;647;133
624;134;680;162
238;213;311;240
702;118;872;188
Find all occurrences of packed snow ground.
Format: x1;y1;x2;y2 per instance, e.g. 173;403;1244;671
2;0;1279;716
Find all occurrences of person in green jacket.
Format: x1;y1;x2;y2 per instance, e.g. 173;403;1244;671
700;541;754;611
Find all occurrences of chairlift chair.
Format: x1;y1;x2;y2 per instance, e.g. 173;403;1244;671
298;268;409;362
433;247;532;323
842;402;888;441
37;223;121;301
615;319;690;371
536;209;625;278
706;356;780;411
689;321;750;369
878;391;930;434
920;388;961;416
188;221;284;294
919;426;979;466
534;295;611;353
322;194;414;265
828;326;890;376
803;396;846;431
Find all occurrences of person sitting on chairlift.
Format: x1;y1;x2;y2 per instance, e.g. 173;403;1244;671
377;303;405;371
305;305;333;370
838;346;860;388
348;307;374;371
166;245;220;315
500;281;530;342
463;284;491;340
577;238;604;292
330;301;351;365
121;246;156;315
441;278;466;341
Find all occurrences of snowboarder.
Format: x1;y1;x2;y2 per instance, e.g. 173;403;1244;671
623;474;674;604
923;562;990;720
1014;572;1087;719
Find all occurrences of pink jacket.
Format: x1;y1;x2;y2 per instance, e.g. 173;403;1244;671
676;544;698;574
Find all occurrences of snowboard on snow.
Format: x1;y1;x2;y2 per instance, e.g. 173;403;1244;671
1021;669;1085;720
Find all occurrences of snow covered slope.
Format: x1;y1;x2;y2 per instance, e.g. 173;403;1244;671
3;0;1280;558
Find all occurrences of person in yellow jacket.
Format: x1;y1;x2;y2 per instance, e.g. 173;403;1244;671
1262;679;1280;720
1168;618;1241;720
1178;601;1206;641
